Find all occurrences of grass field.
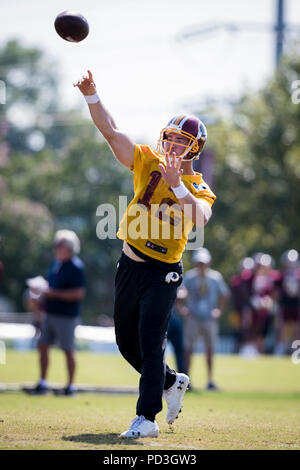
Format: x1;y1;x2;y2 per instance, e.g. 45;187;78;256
0;350;299;450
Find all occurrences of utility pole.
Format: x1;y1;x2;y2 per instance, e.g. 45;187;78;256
275;0;285;66
179;0;298;70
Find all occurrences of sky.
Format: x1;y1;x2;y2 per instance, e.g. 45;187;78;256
1;0;300;144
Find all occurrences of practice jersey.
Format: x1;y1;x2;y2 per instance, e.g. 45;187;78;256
117;144;216;263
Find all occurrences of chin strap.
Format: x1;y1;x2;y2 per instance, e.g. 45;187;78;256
182;153;200;161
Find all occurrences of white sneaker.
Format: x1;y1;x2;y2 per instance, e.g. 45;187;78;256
120;415;159;438
163;373;190;424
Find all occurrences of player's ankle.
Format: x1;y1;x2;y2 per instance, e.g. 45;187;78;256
38;379;48;387
143;415;155;423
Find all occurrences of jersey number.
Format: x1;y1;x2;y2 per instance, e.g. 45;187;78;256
138;171;181;226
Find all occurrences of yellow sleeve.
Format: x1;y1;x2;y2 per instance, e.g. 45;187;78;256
130;144;154;173
189;181;216;207
130;144;143;173
130;145;157;193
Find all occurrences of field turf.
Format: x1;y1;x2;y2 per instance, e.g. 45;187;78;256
0;350;299;450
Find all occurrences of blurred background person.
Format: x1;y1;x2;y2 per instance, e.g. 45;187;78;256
274;250;300;355
182;248;230;391
246;253;280;355
229;257;255;353
30;230;85;396
167;288;187;375
0;237;3;289
0;260;3;289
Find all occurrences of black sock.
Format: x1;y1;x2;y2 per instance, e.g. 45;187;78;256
144;415;155;422
164;375;176;391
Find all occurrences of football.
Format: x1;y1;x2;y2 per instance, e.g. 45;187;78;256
54;11;89;43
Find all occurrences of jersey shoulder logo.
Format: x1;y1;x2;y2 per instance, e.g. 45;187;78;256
192;182;207;191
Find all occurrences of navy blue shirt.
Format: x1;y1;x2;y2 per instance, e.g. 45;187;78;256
45;256;85;317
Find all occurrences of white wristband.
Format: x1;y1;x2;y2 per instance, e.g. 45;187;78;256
84;93;100;104
171;182;189;199
197;199;212;222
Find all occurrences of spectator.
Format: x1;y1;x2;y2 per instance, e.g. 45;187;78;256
0;236;3;287
31;230;85;396
182;248;230;390
167;288;187;374
274;250;300;355
247;253;279;354
229;257;255;353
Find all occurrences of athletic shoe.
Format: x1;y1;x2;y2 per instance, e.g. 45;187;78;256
53;385;76;396
163;373;190;424
63;385;76;396
120;415;159;438
206;381;219;391
28;383;50;395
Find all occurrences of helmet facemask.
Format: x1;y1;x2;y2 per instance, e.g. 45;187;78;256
157;128;199;161
157;117;207;162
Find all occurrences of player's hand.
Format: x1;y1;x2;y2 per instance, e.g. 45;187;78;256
73;70;96;96
158;152;183;187
182;307;192;317
44;287;57;299
176;304;192;317
212;308;222;319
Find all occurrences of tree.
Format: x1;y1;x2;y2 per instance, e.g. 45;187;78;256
2;38;300;328
193;49;300;292
0;40;132;319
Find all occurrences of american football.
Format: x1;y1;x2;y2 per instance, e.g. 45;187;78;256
54;11;89;42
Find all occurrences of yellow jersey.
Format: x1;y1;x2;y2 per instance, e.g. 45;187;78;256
117;144;216;263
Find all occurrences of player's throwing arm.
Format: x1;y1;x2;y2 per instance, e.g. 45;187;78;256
74;70;135;169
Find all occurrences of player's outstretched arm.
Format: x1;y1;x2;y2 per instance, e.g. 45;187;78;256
74;70;135;169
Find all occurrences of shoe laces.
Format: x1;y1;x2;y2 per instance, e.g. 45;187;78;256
130;415;145;430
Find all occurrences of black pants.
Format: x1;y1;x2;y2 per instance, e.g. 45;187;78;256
114;251;183;419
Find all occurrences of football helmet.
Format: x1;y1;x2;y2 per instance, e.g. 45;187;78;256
157;115;207;161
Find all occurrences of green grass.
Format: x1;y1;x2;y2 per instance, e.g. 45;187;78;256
0;350;300;450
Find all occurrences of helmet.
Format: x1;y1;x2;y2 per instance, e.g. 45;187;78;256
157;115;207;161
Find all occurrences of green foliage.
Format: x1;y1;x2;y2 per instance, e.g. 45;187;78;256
1;38;300;324
1;137;132;318
201;53;300;287
0;40;132;319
